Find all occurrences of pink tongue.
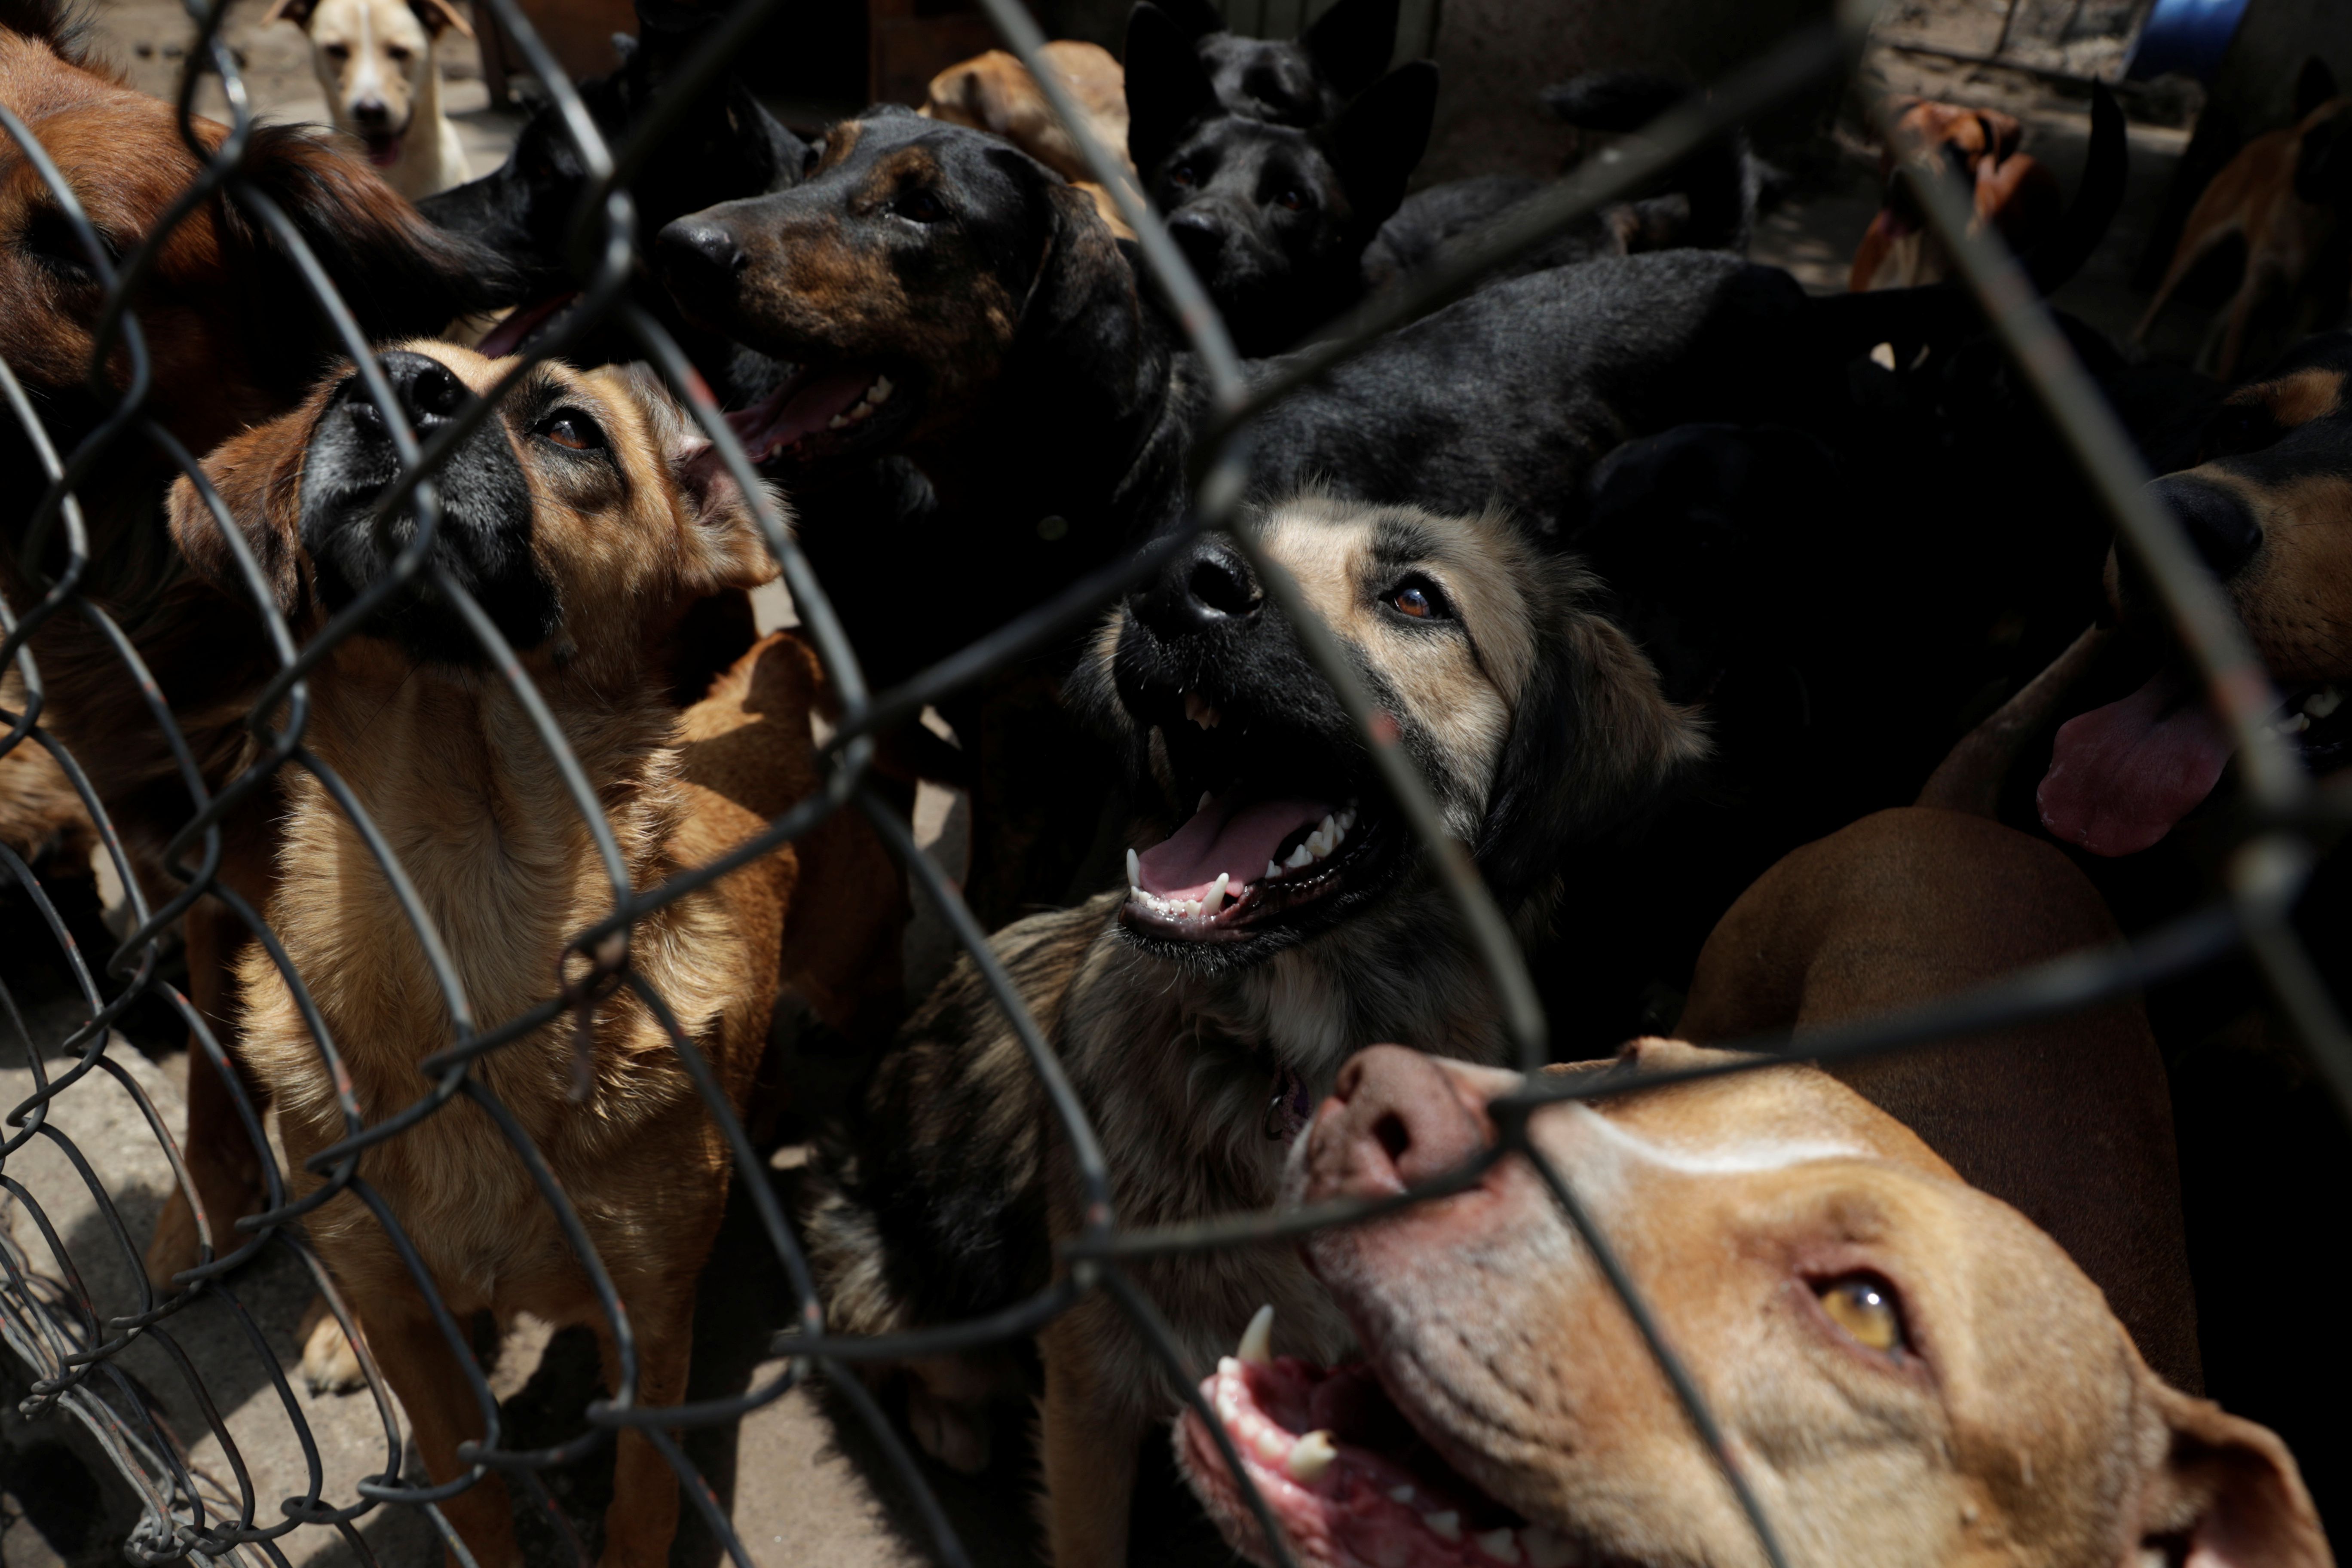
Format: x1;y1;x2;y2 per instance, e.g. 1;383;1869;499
365;133;401;168
727;366;876;457
2038;670;2235;857
1136;794;1329;900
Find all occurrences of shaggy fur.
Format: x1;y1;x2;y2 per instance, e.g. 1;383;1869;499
806;495;1703;1568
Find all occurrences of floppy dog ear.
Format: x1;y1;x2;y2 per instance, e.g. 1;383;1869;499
163;401;320;618
1126;2;1220;175
2132;1384;2330;1568
1298;0;1400;101
261;0;321;28
1472;560;1708;913
221;125;520;398
609;364;786;595
407;0;474;41
1322;60;1436;227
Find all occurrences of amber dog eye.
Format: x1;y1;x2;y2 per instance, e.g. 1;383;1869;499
1387;575;1450;620
895;188;948;224
1169;162;1198;187
1816;1274;1906;1354
539;410;603;451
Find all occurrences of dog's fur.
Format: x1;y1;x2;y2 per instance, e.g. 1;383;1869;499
163;341;903;1566
1143;0;1400;129
919;40;1133;237
1852;97;2064;292
1176;1038;2327;1568
265;0;473;200
2135;61;2352;380
806;494;1704;1567
1126;1;1436;353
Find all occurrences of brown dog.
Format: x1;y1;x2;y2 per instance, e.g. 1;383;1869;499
162;340;903;1566
1851;98;2062;291
919;40;1133;237
1177;1037;2326;1568
2135;72;2352;381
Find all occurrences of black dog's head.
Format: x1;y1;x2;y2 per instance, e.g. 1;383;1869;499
1070;494;1706;975
1144;0;1401;127
655;108;1131;470
1128;3;1435;352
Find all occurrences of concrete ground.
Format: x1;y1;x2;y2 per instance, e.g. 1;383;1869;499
3;2;2243;1564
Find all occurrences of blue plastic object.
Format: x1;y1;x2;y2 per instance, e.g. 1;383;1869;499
2125;0;2254;83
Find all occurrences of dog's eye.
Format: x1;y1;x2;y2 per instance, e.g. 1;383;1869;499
537;409;605;452
2200;402;2286;463
18;206;110;282
894;188;948;224
1274;187;1307;212
387;44;412;63
803;140;823;176
1814;1274;1906;1354
1386;574;1452;621
322;41;349;59
1169;161;1198;188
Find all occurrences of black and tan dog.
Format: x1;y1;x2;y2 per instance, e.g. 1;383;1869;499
806;493;1704;1568
1147;0;1400;129
165;342;904;1566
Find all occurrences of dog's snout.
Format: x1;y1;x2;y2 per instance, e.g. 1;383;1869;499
382;349;467;432
1168;210;1227;276
1301;1045;1493;1204
1135;535;1262;638
351;96;390;127
2153;474;2262;579
656;217;749;307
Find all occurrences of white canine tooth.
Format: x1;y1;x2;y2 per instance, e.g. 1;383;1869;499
868;374;894;404
1475;1528;1521;1563
1423;1512;1462;1543
1127;848;1141;888
2278;712;2312;735
1199;791;1213;812
1521;1528;1578;1568
1318;813;1336;839
2307;686;2343;718
1267;860;1283;879
1285;1430;1338;1484
1204;873;1229;916
827;413;849;429
1286;843;1314;870
1237;1304;1274;1366
1386;1485;1415;1505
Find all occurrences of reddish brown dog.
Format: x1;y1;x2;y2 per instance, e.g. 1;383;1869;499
1851;98;2062;291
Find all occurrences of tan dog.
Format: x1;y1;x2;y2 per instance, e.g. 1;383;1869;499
1851;98;2063;292
163;341;903;1566
1179;1037;2326;1568
919;40;1135;239
266;0;474;199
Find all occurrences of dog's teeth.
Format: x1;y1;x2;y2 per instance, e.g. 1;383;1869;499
1318;813;1335;838
827;413;850;429
1423;1512;1462;1543
1267;860;1283;879
2276;711;2312;735
1475;1528;1521;1563
1184;692;1222;730
868;374;894;405
1198;791;1213;812
1285;1430;1338;1484
1237;1303;1274;1366
1127;848;1141;889
1285;843;1314;870
1521;1528;1579;1568
2306;686;2342;719
1204;872;1229;916
1386;1485;1415;1505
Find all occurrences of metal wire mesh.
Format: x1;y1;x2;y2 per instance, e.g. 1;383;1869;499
1;0;2346;1562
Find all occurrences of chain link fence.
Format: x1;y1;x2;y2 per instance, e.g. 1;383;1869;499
2;0;2346;1561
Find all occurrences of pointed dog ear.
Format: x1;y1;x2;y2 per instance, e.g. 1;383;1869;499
262;0;322;29
1298;0;1400;101
1322;60;1436;228
2132;1384;2330;1568
407;0;475;40
611;363;785;596
1125;1;1220;176
164;396;325;617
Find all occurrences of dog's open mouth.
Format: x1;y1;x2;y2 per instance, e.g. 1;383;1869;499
1121;691;1397;945
2039;666;2348;856
362;130;404;168
726;363;907;466
1180;1313;1574;1568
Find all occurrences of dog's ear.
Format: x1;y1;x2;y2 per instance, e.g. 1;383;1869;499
261;0;320;29
2132;1383;2329;1568
1146;0;1224;41
609;363;784;595
1322;60;1436;227
163;401;319;616
1472;555;1707;913
1298;0;1400;101
2295;56;2338;121
1126;2;1219;175
0;0;98;61
222;125;519;397
407;0;474;41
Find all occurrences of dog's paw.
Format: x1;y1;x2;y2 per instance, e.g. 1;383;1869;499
298;1296;367;1395
906;1380;993;1474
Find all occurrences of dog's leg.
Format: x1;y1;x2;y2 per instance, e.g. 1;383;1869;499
358;1297;521;1568
145;899;270;1292
1039;1312;1146;1568
594;1291;696;1568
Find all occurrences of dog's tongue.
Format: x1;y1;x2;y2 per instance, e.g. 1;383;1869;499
1136;793;1329;901
2038;669;2234;857
364;132;402;168
727;367;876;460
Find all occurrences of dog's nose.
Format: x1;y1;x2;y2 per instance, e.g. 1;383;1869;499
656;217;747;306
352;96;390;126
1167;210;1226;278
1137;534;1261;636
2151;474;2262;580
1299;1046;1494;1204
347;349;467;438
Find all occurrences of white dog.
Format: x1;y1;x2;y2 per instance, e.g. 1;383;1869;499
266;0;474;200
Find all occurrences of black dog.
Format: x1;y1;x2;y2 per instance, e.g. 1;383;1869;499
1147;0;1400;126
1126;1;1436;353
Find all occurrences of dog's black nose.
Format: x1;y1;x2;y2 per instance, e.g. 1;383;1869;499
1138;534;1261;635
346;349;468;440
1167;210;1226;279
352;96;390;126
2152;474;2262;580
656;217;747;305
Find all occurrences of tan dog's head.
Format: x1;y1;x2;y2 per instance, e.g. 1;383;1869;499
1068;493;1706;978
1180;1040;2329;1568
164;341;778;689
265;0;469;165
2038;335;2352;856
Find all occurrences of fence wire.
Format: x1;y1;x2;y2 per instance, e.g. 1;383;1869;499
0;0;2343;1562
